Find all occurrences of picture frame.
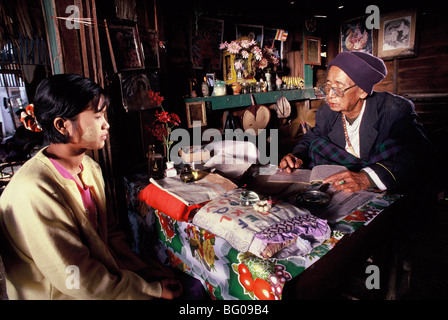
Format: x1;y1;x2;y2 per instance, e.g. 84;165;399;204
340;16;374;54
140;28;160;68
205;73;216;87
185;101;207;128
304;36;321;66
105;20;145;72
235;24;264;47
190;17;224;70
378;10;417;60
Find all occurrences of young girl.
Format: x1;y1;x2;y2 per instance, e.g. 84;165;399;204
0;74;182;299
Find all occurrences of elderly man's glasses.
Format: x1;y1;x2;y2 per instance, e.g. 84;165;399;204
319;84;357;98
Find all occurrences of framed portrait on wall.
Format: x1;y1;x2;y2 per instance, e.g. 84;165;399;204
304;36;321;66
235;24;264;47
105;20;145;72
378;10;417;59
190;17;224;70
340;16;374;54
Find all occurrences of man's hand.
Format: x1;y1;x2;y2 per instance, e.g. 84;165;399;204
160;279;183;299
323;171;370;193
279;153;303;173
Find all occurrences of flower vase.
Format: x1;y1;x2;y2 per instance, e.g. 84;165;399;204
265;72;273;91
165;161;177;177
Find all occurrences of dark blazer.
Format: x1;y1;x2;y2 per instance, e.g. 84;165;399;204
292;91;431;190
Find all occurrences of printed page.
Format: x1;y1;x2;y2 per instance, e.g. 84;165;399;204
267;168;312;184
309;165;348;183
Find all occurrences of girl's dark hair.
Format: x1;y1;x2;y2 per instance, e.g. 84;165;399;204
34;74;110;144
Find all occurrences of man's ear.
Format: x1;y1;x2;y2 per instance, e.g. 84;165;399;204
53;117;69;135
359;89;368;100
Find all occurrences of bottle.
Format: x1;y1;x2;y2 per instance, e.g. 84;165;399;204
148;145;164;180
201;76;209;97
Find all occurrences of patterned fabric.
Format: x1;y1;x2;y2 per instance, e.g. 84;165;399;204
308;137;399;171
255;215;329;243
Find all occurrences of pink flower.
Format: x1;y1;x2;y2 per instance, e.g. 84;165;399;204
241;50;249;59
258;57;268;69
240;39;251;48
234;60;243;70
252;47;263;61
227;41;241;54
219;41;228;50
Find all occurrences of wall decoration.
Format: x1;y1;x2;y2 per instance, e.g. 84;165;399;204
340;16;373;53
304;36;321;66
235;24;264;47
105;21;145;72
140;28;159;68
191;18;224;70
119;72;156;112
378;10;417;59
185;101;207;128
206;73;216;87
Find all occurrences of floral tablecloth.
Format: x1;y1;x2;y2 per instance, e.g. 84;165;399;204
124;173;400;300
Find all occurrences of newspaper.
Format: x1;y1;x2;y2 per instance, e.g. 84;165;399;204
310;187;382;224
150;173;237;206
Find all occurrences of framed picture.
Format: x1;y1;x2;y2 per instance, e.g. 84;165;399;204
119;72;157;112
378;10;417;59
304;36;321;65
140;28;159;68
206;73;216;87
185;101;207;128
340;16;374;54
105;20;145;72
191;18;224;70
235;24;264;47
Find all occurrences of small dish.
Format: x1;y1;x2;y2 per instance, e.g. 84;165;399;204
296;190;331;210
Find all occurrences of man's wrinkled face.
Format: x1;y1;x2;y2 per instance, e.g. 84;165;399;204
325;66;367;117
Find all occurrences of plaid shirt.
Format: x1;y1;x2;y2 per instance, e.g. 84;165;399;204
292;92;430;191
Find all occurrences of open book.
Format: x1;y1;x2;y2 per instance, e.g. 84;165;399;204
267;164;348;184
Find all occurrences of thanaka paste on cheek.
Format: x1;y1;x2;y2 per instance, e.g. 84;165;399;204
81;123;101;142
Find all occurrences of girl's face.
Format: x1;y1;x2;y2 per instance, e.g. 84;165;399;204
67;96;109;150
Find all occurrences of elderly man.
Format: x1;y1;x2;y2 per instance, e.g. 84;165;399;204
280;51;430;193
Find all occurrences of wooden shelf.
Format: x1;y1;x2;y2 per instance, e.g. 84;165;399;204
184;88;316;111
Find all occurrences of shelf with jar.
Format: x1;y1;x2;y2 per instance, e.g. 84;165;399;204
184;88;316;111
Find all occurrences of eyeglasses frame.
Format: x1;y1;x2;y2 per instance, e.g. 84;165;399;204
319;84;357;98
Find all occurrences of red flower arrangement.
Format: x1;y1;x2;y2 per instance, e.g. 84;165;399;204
149;90;180;162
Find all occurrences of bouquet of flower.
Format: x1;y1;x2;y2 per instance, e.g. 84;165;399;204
220;39;263;79
148;90;180;162
253;47;280;73
220;39;280;78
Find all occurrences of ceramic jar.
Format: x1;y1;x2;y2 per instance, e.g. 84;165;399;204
213;80;227;96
